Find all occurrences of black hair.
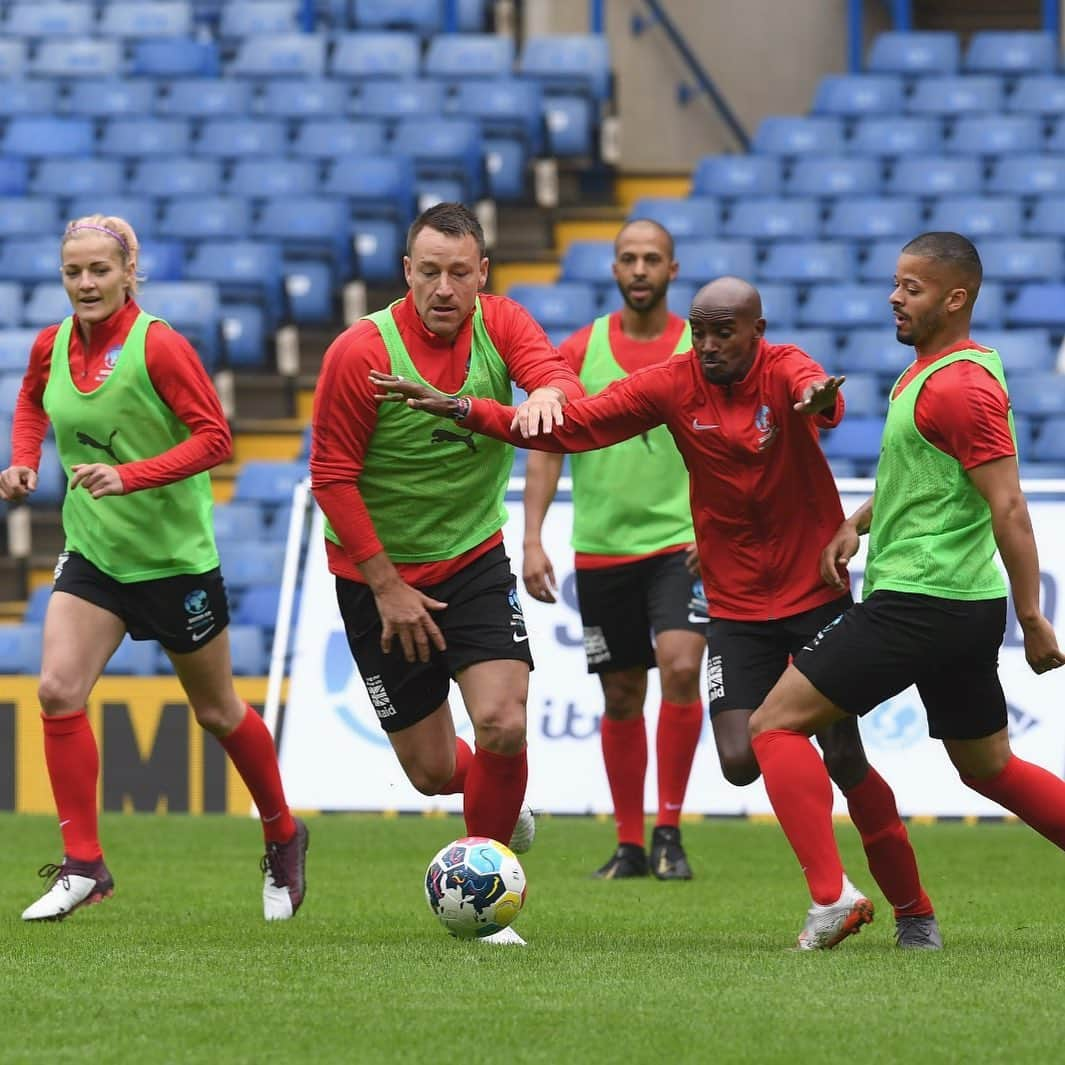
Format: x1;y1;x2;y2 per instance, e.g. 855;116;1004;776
406;202;486;259
901;231;982;295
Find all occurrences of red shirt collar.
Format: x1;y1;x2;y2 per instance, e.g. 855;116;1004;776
394;290;475;350
70;297;142;358
914;338;989;367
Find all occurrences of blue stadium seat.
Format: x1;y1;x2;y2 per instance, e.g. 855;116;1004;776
227;625;268;676
220;304;267;366
159;197;252;242
1006;282;1065;327
857;239;905;283
1042;120;1065;153
394;117;484;201
22;284;69;327
971;282;1004;328
219;1;299;37
230;33;327;77
0;329;39;371
352;0;443;33
425;33;514;80
926;197;1022;237
98;2;192;37
131;158;223;198
448;80;543;153
561;241;614;284
507;283;597;331
673;239;756;284
34;158;123;200
233;461;306;507
785;157;882;198
799;285;889;328
907;75;1003;115
4;3;93;36
98;118;191;158
284;260;335;323
0;623;42;674
0;238;71;282
233;584;283;631
483;138;528;201
691;155;781;199
355;79;445;121
291;119;386;159
0;371;24;414
769;329;840;367
751;117;845;156
68;196;157;239
258;79;348;118
823;198;922;239
820;418;885;465
227;158;317;199
965;31;1056;74
760;241;856;283
838;373;884;417
1031;415;1065;462
31;439;66;505
519;34;611;100
3;117;94;158
886;155;982;198
1025;197;1065;239
30;40;122;78
980;240;1063;283
812;74;904;116
0;81;59;117
663;282;697;317
1007;372;1065;416
130;39;220;77
1006;76;1065;115
194;119;287;159
330;32;420;79
0;197;61;237
723;199;820;240
628;197;719;240
104;635;159;676
352;220;404;282
254;197;351;274
0;160;29;196
1019;460;1065;478
990;157;1065;198
139;281;221;367
0;284;20;329
949;116;1042;156
977;330;1056;373
758;282;799;327
64;80;155;118
867;31;960;75
322;155;415;221
184;241;284;319
542;96;595;157
159;79;254;117
849;116;942;156
23;584;52;623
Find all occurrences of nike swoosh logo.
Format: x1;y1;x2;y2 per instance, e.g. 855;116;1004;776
513;633;529;643
191;627;214;642
692;419;719;430
688;612;708;624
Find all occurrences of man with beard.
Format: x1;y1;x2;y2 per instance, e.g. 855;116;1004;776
521;220;706;880
371;275;939;950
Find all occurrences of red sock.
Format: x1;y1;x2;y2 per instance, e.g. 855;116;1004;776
656;700;703;827
218;704;296;844
963;754;1065;848
439;738;474;795
601;715;647;846
463;745;527;843
752;729;843;904
844;767;933;918
42;710;102;862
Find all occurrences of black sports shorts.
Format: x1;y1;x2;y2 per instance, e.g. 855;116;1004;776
574;548;706;674
705;595;853;714
52;550;229;653
794;589;1008;741
335;543;533;734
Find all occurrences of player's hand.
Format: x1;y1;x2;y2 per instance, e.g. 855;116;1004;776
69;463;124;499
512;386;565;438
523;541;558;603
373;578;448;663
369;371;458;419
819;520;859;591
0;465;37;501
1019;615;1065;675
795;376;846;416
684;542;700;576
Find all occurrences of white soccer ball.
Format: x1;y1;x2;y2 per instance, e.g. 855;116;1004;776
424;836;527;939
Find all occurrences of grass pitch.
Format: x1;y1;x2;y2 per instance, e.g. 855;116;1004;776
1;812;1063;1065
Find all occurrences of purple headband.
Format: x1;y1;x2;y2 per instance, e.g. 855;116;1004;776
66;224;130;254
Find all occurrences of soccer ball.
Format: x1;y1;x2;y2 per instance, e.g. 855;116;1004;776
424;836;527;939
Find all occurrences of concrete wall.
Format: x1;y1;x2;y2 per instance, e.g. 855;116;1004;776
524;0;892;173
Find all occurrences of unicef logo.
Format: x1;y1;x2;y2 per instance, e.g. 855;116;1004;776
862;695;925;751
183;589;208;615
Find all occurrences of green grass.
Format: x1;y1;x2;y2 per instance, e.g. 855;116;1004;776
0;813;1062;1065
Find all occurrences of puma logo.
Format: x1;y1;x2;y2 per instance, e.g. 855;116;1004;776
76;428;120;463
430;427;478;453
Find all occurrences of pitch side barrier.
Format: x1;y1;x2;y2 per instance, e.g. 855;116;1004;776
268;478;1065;817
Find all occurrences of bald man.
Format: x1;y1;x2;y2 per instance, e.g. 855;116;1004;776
522;219;706;882
371;274;939;950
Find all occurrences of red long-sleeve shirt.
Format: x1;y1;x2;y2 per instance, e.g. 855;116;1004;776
11;298;231;489
310;291;585;585
463;337;848;621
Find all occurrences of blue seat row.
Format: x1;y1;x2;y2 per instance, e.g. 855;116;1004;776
867;31;1057;76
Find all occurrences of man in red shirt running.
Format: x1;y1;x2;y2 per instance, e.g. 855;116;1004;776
523;220;705;880
372;275;940;949
310;203;583;945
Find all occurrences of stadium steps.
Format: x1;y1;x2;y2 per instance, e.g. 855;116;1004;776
615;175;691;211
0;599;26;621
490;260;560;293
553;218;626;253
232;420;306;464
210;463;239;503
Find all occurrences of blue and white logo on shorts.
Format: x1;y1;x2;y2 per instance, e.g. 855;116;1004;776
184;589;208;615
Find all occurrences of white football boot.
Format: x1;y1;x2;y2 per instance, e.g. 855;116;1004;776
796;875;874;950
22;858;114;921
508;806;536;855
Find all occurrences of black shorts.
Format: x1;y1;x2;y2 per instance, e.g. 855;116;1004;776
575;549;706;674
705;595;853;714
52;550;230;654
794;590;1008;741
336;543;533;734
